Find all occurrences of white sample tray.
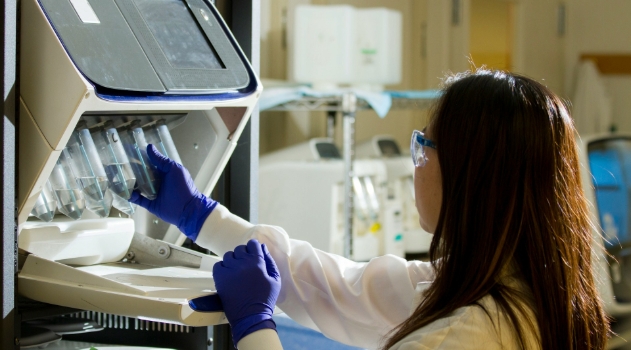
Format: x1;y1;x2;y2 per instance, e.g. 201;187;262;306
18;218;226;326
19;254;226;326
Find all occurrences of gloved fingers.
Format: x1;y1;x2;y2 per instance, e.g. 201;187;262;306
232;245;248;259
262;243;280;279
221;251;237;267
147;144;174;173
212;260;222;276
212;262;227;286
129;190;153;210
246;239;264;257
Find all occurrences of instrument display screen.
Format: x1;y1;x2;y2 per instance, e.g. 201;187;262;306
589;137;631;253
135;0;225;70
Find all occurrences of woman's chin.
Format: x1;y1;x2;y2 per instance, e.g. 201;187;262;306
418;219;434;234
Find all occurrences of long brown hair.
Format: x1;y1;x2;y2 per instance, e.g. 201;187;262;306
384;70;609;349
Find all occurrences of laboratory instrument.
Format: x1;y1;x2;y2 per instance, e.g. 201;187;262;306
356;135;433;258
259;138;387;261
18;0;261;330
579;135;631;316
579;133;631;341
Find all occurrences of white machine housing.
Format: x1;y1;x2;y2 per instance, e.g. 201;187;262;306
356;135;433;255
259;139;387;261
579;134;631;316
291;5;402;90
18;0;261;326
577;133;631;347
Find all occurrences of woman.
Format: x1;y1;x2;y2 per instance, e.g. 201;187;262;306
131;70;610;349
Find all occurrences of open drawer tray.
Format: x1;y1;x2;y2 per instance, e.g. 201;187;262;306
18;218;226;326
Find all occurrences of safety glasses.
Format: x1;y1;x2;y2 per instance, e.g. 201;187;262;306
410;130;437;167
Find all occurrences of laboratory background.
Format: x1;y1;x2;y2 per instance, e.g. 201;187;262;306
1;0;631;349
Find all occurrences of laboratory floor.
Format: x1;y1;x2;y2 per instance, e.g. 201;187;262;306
274;314;365;350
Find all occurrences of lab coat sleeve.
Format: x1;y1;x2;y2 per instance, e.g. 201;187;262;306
196;205;436;349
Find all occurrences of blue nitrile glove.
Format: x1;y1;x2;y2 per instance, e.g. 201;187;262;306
213;239;281;345
129;144;217;241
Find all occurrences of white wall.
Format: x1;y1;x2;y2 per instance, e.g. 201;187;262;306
513;1;566;96
566;0;631;132
566;0;631;80
512;0;631;132
603;77;631;133
426;0;471;88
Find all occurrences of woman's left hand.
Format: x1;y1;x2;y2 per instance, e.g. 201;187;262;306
213;239;281;345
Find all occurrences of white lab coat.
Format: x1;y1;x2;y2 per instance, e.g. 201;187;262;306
197;205;540;350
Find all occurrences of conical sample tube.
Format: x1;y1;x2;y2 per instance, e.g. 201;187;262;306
362;176;380;221
107;188;137;215
30;180;57;222
144;120;183;165
65;121;112;218
352;176;371;223
49;152;85;220
120;120;160;200
92;121;137;215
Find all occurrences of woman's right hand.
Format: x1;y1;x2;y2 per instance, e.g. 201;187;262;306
213;239;281;345
129;144;217;240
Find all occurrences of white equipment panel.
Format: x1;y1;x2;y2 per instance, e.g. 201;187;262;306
356;135;433;255
259;139;387;261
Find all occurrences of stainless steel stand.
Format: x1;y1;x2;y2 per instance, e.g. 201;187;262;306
341;93;357;259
